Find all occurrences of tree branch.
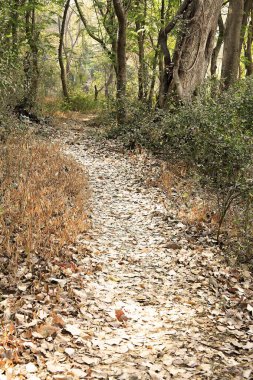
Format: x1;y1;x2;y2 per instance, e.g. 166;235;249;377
112;0;126;24
74;0;112;58
159;0;193;40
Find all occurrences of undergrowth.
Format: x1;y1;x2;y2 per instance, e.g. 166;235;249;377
41;92;105;116
104;78;253;266
0;132;89;275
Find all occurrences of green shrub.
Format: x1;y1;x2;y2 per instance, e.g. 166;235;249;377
63;91;106;113
105;78;253;264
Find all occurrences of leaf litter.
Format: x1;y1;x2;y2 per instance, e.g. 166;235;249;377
0;123;253;379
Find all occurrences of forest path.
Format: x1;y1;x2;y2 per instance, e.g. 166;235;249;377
59;124;253;380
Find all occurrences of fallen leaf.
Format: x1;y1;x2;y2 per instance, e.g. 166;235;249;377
115;309;128;323
26;363;38;373
18;284;27;292
46;361;65;374
64;324;81;336
33;324;58;339
108;275;121;282
65;347;75;356
81;355;100;366
52;312;65;327
244;342;253;350
243;369;252;379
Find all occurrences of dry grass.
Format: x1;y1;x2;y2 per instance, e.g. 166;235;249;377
159;163;253;267
159;162;219;227
0;132;89;273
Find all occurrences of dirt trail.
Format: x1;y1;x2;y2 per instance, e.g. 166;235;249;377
1;123;252;380
63;127;253;380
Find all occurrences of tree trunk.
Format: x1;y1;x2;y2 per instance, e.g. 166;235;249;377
135;0;147;101
158;0;172;107
211;14;224;76
171;0;223;101
239;0;253;56
221;0;244;89
136;24;145;100
23;4;40;110
94;85;99;101
105;65;114;98
59;0;70;101
112;0;127;124
10;0;19;55
148;40;159;107
245;11;253;75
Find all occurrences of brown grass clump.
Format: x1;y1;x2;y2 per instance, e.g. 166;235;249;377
0;133;89;273
159;162;219;227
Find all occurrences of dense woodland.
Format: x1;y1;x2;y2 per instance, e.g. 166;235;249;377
0;0;252;112
1;1;253;378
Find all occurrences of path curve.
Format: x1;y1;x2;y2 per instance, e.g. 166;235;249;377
63;128;253;380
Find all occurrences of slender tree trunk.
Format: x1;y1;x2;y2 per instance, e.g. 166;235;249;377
136;0;147;101
158;0;172;107
23;4;39;110
211;14;224;76
157;50;165;107
221;0;244;89
112;0;127;124
10;0;19;55
239;0;253;56
245;11;253;75
94;85;99;101
148;40;159;107
136;23;145;100
105;65;114;98
59;0;71;101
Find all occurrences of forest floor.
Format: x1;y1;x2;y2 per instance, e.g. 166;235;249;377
1;117;253;380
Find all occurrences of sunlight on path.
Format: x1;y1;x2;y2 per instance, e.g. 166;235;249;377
63;129;253;380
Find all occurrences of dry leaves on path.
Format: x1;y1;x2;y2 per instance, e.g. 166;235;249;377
0;125;253;379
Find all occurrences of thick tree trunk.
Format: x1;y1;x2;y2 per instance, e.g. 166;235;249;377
171;0;223;101
59;0;70;101
221;0;244;89
211;14;224;76
112;0;127;124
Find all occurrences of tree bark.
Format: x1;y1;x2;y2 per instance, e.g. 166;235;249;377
10;0;19;55
59;0;71;101
105;65;114;98
245;11;253;76
135;0;147;101
158;0;169;107
112;0;127;123
171;0;223;101
239;0;253;56
158;0;194;106
221;0;244;89
211;14;224;76
23;4;40;110
148;39;159;107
